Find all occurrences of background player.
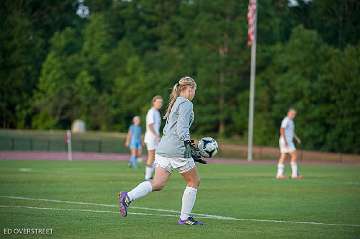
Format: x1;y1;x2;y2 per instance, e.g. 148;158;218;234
144;95;163;180
276;108;303;179
125;116;142;169
119;76;204;225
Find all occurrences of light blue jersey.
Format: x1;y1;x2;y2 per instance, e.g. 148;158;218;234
281;116;294;143
129;124;142;149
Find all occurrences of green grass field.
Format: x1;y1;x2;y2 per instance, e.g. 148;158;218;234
0;160;359;239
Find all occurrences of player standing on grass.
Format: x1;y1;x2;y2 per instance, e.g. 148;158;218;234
118;76;204;225
125;116;142;169
144;96;163;180
276;108;303;179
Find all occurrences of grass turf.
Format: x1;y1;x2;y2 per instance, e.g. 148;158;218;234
0;160;359;239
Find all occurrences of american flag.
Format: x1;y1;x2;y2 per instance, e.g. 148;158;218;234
247;0;257;46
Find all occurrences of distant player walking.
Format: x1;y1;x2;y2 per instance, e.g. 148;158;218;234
276;108;303;179
144;96;163;180
125;116;142;169
119;76;204;225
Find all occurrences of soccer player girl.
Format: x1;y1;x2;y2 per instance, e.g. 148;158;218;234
276;108;303;179
118;76;204;225
144;95;163;180
125;116;142;169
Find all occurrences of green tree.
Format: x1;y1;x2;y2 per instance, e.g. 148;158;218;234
111;55;148;131
0;4;44;128
32;27;83;129
320;44;360;153
33;53;70;129
2;0;360;153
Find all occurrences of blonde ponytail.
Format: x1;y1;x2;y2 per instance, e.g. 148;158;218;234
164;76;196;119
164;83;180;119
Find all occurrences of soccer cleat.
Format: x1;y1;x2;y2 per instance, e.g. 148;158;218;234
291;175;304;180
178;216;204;225
118;192;131;217
276;175;287;180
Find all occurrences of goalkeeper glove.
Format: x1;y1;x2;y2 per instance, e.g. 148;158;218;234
190;140;207;164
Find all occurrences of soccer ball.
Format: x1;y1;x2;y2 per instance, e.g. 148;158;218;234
198;137;218;158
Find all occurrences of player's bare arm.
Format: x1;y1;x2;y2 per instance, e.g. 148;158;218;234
280;127;288;146
125;130;131;147
148;123;160;140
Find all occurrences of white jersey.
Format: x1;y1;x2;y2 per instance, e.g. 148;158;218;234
280;116;295;142
144;107;161;143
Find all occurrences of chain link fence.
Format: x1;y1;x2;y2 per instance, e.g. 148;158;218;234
0;137;128;154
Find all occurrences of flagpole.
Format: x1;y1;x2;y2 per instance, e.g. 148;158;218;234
247;0;257;161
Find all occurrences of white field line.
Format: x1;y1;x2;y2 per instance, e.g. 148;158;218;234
0;195;229;219
0;205;176;218
0;195;359;228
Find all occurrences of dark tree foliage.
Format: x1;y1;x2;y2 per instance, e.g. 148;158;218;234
1;0;359;153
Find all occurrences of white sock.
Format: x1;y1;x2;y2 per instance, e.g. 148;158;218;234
180;186;197;220
291;162;298;177
145;165;154;180
277;163;285;177
128;181;152;202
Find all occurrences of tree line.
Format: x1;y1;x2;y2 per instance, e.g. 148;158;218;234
1;0;359;153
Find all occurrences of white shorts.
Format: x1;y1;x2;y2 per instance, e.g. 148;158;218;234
145;139;159;151
154;154;196;174
279;137;296;154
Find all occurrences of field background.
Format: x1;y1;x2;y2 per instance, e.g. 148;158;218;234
1;130;360;162
0;130;127;154
0;159;359;239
